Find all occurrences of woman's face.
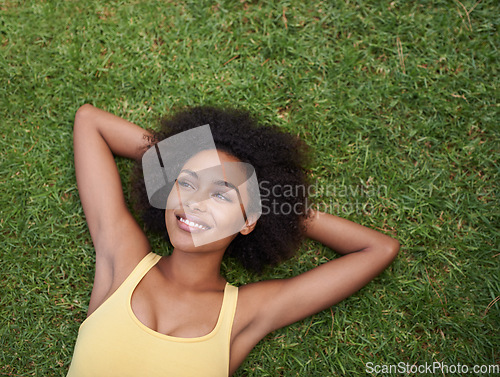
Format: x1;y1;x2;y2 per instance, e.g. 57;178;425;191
165;149;254;253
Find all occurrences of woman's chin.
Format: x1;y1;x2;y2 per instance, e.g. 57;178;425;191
168;228;238;254
167;227;214;251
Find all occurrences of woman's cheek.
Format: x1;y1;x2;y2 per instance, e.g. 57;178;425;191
166;188;180;209
214;203;246;234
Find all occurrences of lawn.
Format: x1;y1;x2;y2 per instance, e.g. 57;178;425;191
0;0;498;376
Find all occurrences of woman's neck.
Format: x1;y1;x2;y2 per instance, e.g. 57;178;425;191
159;247;227;291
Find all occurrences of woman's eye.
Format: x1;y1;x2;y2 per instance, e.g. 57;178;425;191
177;180;194;189
213;192;231;202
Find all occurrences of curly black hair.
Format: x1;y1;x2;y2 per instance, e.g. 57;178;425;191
131;106;312;273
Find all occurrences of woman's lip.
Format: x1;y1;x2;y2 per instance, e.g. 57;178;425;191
175;213;212;233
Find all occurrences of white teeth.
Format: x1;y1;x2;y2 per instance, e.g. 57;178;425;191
179;217;208;230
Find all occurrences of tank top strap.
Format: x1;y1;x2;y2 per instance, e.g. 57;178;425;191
218;283;239;338
122;252;162;290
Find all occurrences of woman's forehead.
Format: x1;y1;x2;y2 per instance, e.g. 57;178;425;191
182;149;240;169
181;150;249;188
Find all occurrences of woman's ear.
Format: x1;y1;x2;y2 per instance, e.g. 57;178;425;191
240;215;258;235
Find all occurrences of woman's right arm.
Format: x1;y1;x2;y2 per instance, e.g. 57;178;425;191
73;104;152;313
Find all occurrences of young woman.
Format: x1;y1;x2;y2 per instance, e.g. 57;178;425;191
67;104;400;377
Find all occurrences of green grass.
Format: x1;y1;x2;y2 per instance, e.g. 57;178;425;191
1;0;498;376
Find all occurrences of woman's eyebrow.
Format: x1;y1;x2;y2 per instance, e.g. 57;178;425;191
180;169;239;193
213;179;239;194
179;169;198;179
179;169;240;197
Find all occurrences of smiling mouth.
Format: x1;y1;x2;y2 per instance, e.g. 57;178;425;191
175;214;211;231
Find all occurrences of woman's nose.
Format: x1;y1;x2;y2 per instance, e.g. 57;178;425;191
183;190;208;212
185;200;206;212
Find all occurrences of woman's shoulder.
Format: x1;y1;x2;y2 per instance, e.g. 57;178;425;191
232;279;284;328
87;248;152;317
229;279;286;370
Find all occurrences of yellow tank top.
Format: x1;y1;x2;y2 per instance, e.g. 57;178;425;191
67;252;238;377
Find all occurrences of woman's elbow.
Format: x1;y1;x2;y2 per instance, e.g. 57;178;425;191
74;104;94;129
385;237;400;261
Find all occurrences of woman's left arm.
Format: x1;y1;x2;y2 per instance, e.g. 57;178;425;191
242;210;400;336
304;209;400;258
